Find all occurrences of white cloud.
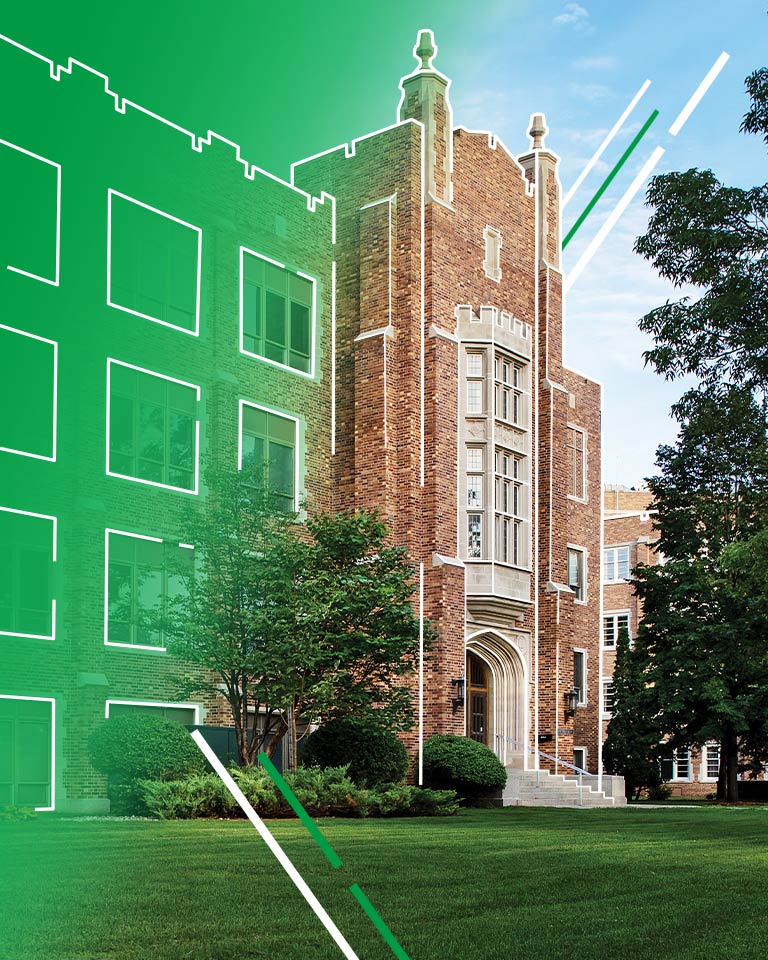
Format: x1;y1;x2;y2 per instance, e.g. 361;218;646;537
572;55;617;70
569;82;614;103
553;3;591;30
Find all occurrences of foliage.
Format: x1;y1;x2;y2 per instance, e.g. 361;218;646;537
634;69;768;395
0;805;36;821
646;783;673;802
138;765;458;819
302;718;410;786
88;715;204;783
603;628;664;800
162;469;428;766
422;734;507;799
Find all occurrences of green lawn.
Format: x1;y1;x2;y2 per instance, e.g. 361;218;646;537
1;806;767;960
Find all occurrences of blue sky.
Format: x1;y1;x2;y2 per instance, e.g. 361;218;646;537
439;0;768;485
3;1;766;485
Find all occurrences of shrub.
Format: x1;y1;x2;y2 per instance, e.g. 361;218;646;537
422;734;507;799
88;715;204;783
646;783;673;801
138;764;459;819
0;805;36;822
302;718;409;786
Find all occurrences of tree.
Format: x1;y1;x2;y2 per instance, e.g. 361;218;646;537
634;68;768;396
162;470;425;768
631;390;768;801
603;627;663;801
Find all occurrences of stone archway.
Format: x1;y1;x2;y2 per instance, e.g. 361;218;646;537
465;630;528;767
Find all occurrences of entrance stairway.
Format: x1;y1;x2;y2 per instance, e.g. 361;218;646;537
499;766;626;808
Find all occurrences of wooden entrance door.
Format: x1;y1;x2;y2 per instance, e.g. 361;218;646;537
467;652;489;746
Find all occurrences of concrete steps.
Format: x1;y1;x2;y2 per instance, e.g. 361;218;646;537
499;768;626;808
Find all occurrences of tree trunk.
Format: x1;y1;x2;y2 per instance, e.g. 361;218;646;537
720;731;740;802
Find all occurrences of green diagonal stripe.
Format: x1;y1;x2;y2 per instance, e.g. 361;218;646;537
562;108;659;249
258;751;343;869
349;883;411;960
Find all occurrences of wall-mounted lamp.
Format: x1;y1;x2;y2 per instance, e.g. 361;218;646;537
451;675;465;710
564;688;579;720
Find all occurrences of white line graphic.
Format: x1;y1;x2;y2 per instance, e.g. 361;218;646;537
669;52;730;136
191;731;360;960
564;146;665;292
562;79;651;208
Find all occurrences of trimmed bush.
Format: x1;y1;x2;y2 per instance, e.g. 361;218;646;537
138;765;459;819
422;734;507;799
302;718;409;786
88;715;205;814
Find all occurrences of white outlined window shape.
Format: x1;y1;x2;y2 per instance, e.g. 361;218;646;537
106;359;201;495
483;226;502;282
566;424;587;501
0;324;58;462
105;699;201;725
0;138;61;286
104;529;194;652
239;247;317;378
238;400;300;513
107;189;202;336
0;695;56;811
0;506;57;641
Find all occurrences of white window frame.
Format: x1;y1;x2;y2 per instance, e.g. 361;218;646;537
107;189;202;337
573;746;587;772
604;544;631;584
602;679;615;717
603;610;631;648
465;351;485;416
494;354;525;428
0;694;56;811
106;359;201;496
701;742;720;782
238;246;317;380
573;647;588;706
0;324;58;462
566;423;587;502
482;225;502;282
567;545;587;604
671;749;692;782
237;400;301;513
0;505;57;641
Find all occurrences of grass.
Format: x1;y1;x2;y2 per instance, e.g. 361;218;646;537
1;806;767;960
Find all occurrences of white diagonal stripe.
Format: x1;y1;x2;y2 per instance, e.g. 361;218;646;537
564;145;666;293
563;79;652;208
191;731;360;960
669;51;730;136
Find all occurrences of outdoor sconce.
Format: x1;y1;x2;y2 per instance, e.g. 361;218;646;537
451;675;466;710
564;688;579;720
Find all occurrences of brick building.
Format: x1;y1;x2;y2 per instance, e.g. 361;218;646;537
1;29;623;811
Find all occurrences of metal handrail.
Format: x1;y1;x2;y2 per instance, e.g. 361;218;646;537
494;734;603;806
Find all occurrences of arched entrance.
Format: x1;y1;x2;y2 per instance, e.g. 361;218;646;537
466;630;528;766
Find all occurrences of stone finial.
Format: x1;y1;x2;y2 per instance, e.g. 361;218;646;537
528;113;548;150
414;29;437;70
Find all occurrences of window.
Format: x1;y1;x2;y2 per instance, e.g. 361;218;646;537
672;750;692;781
566;425;586;500
495;449;525;566
240;403;298;513
0;324;57;462
466;352;484;415
108;361;199;493
106;701;199;725
241;250;314;375
704;743;720;780
0;507;56;640
483;226;502;281
0;138;60;286
573;649;587;705
603;611;630;648
573;747;587;772
603;679;615;714
467;513;482;559
0;696;54;810
604;545;630;583
108;190;201;334
567;547;586;601
105;531;193;650
494;355;523;426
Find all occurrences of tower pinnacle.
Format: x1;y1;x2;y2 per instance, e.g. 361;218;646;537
528;113;548;151
414;29;437;70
